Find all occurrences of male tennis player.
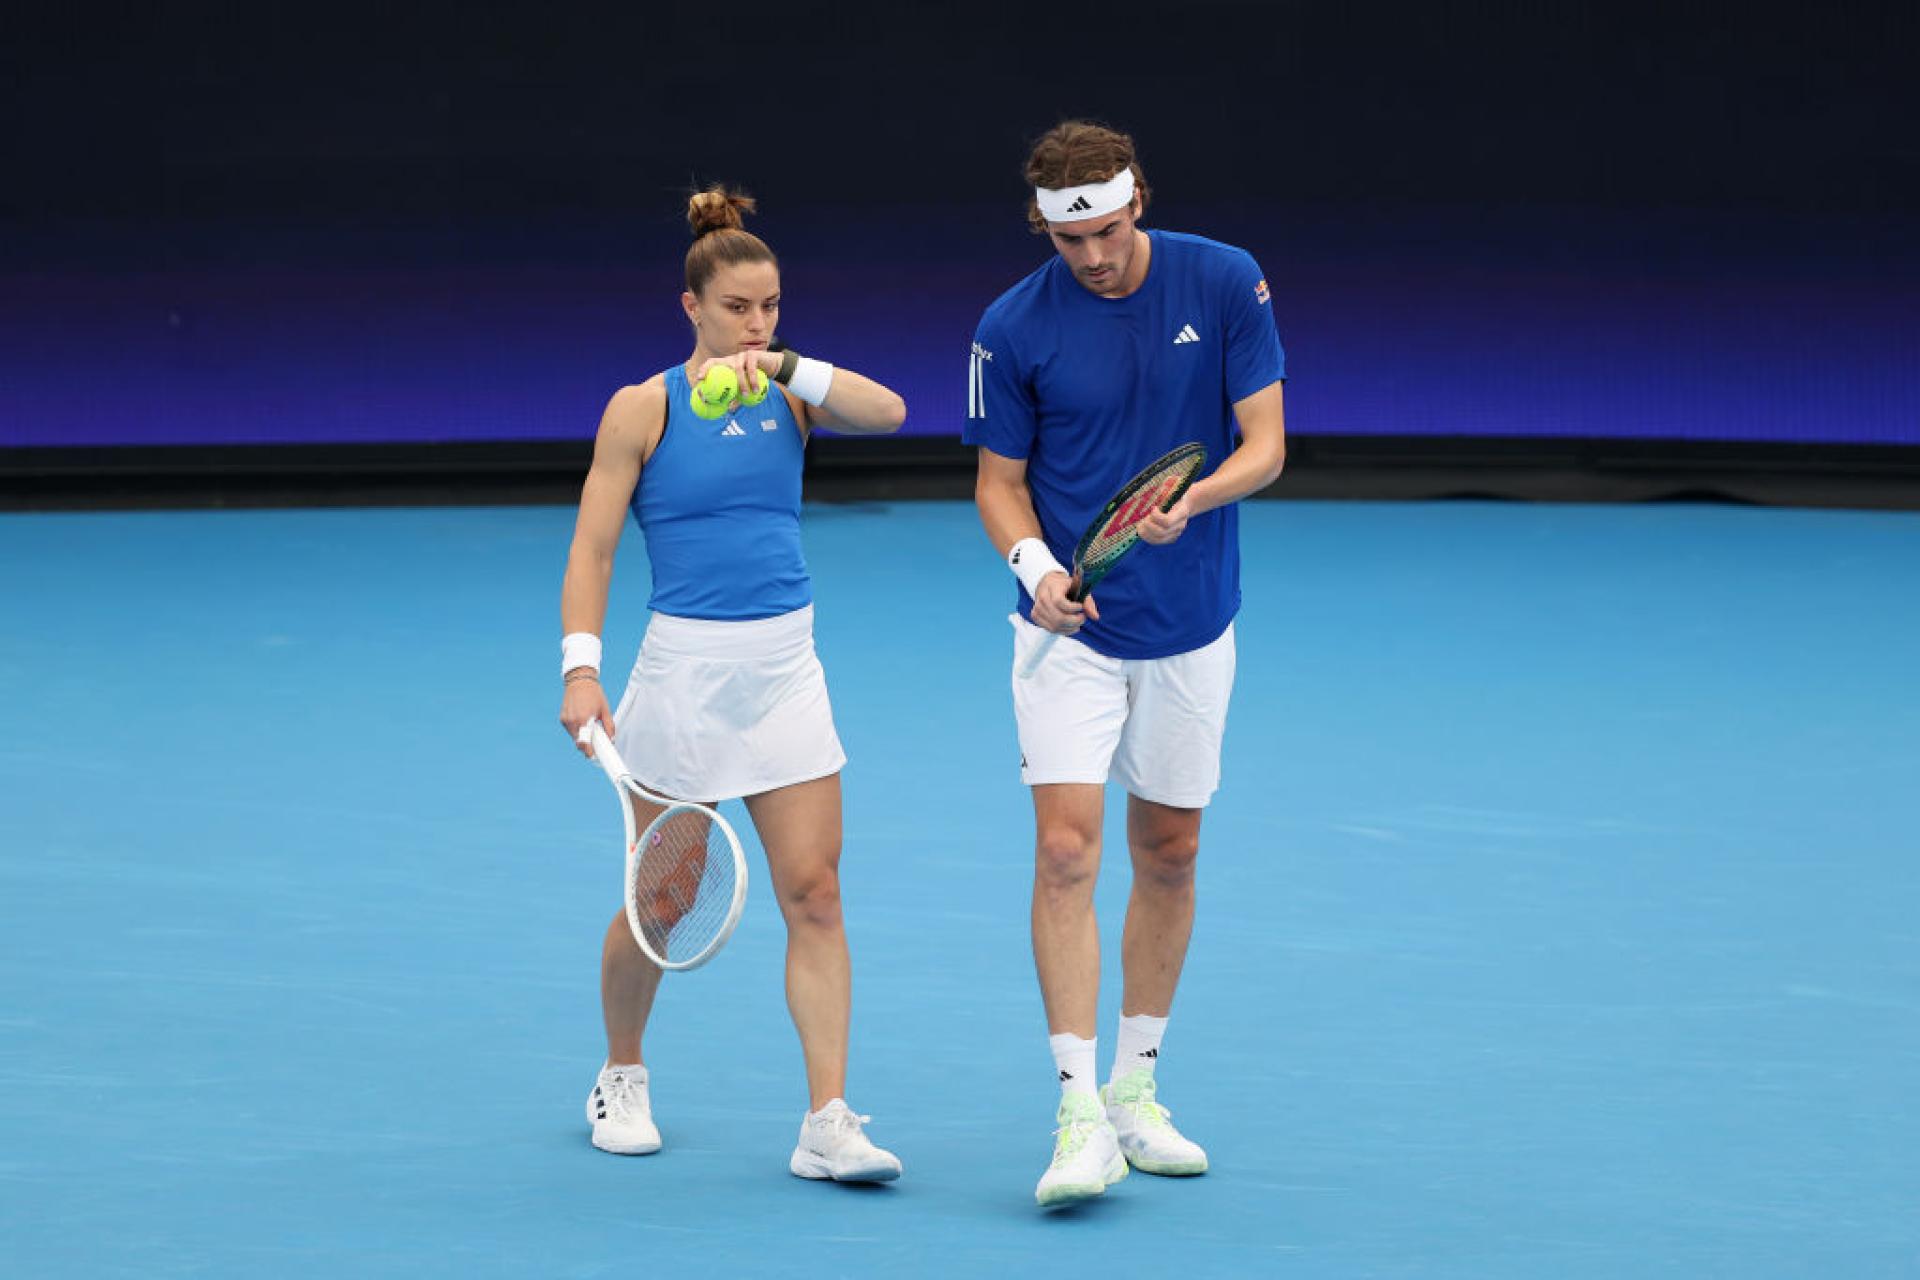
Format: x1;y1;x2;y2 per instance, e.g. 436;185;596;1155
559;186;905;1182
964;121;1288;1207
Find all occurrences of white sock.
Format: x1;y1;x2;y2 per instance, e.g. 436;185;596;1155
1111;1012;1168;1081
1049;1032;1098;1098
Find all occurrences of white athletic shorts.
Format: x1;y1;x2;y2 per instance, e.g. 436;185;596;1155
1009;613;1237;809
612;604;846;802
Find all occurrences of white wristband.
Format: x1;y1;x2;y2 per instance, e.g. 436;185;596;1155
561;631;602;677
1008;537;1067;597
786;357;834;407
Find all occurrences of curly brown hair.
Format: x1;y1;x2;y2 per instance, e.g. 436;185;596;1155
1023;120;1151;233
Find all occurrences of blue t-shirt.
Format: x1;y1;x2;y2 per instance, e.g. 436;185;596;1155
631;365;811;620
963;230;1286;659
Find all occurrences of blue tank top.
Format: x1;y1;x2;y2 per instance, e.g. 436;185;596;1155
631;365;811;620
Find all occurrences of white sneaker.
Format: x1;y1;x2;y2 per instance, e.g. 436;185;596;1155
586;1064;661;1155
1103;1070;1208;1175
1035;1091;1128;1207
789;1099;902;1182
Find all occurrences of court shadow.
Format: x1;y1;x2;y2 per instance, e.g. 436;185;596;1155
803;1179;899;1196
1035;1186;1130;1221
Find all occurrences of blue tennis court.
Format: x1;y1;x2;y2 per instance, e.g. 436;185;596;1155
3;499;1916;1277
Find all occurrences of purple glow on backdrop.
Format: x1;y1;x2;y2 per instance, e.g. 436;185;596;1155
3;209;1915;449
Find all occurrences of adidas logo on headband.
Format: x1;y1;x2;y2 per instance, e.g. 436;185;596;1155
1035;168;1137;222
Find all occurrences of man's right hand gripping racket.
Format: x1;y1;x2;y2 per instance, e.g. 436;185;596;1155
1018;442;1207;679
577;719;748;972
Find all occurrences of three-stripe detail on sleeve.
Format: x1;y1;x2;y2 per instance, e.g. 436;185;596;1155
968;342;992;420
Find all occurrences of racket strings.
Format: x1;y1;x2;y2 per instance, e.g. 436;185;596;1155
1077;459;1204;582
628;806;737;965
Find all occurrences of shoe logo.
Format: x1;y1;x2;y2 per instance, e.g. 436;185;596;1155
1142;1048;1157;1058
1058;1069;1073;1082
1173;324;1201;345
721;420;747;437
1065;195;1093;214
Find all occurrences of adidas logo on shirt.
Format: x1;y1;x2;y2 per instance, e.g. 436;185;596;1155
1066;195;1093;213
1173;324;1201;345
721;421;747;437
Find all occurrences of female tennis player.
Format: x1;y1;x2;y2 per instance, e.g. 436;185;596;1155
557;186;906;1182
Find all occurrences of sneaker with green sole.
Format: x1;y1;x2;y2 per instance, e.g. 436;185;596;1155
1102;1070;1208;1175
1035;1091;1128;1207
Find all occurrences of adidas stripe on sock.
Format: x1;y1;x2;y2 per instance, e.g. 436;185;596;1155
1049;1032;1098;1098
1112;1012;1168;1081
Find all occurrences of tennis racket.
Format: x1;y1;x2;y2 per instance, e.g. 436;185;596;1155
577;719;748;972
1017;442;1207;679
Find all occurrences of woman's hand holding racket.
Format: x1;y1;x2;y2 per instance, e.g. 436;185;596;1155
561;677;615;760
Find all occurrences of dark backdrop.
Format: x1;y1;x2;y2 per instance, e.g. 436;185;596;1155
13;2;1917;221
4;1;1917;465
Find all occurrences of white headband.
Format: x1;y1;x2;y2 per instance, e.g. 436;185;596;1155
1034;167;1136;223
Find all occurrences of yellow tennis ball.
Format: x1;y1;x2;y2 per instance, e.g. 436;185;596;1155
738;363;772;407
691;365;738;419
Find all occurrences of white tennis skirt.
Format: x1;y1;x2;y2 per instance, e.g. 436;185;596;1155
612;604;846;802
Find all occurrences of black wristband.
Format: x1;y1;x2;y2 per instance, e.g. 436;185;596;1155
775;348;800;385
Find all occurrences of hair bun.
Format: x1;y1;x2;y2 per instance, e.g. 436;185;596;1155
687;186;759;238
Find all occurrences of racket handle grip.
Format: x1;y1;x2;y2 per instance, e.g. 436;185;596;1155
577;719;628;786
1018;630;1062;680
